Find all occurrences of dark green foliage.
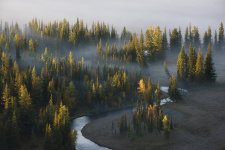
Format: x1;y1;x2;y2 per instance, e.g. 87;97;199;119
170;28;181;51
163;27;168;50
184;27;189;48
177;46;188;81
192;26;200;48
177;43;217;83
119;113;128;135
168;75;181;101
188;43;197;82
204;44;216;82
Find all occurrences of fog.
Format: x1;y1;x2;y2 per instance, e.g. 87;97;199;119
1;0;225;35
1;0;225;86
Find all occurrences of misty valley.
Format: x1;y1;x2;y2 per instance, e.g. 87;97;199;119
0;16;225;150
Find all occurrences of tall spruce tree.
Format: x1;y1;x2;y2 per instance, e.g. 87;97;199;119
204;43;216;82
162;27;168;50
203;31;208;49
170;28;180;51
214;30;218;48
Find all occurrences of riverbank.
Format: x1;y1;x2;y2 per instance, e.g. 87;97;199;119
70;90;169;120
82;85;225;150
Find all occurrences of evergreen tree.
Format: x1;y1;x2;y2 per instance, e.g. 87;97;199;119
23;32;28;48
208;26;212;44
2;83;11;116
19;85;34;137
195;48;204;82
161;115;170;139
163;27;168;50
177;46;187;81
203;31;208;49
184;26;189;48
192;26;200;48
188;43;197;82
170;28;180;51
204;43;216;82
214;30;218;48
218;22;224;48
168;75;181;101
29;38;34;53
14;33;21;59
178;26;182;46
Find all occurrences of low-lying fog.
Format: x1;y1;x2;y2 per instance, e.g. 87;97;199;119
1;0;225;87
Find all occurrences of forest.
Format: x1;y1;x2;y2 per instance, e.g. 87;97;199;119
0;17;224;150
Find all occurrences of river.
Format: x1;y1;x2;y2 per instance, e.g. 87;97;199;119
70;86;188;150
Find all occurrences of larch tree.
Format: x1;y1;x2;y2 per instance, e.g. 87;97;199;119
208;26;212;44
188;43;197;82
163;27;168;50
192;26;200;48
168;75;181;101
2;83;11;116
14;33;21;59
161;115;170;139
137;79;146;101
29;38;34;53
184;26;189;48
19;84;34;137
195;48;204;82
177;46;187;81
219;22;224;47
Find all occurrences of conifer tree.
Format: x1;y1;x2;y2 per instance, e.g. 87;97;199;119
188;43;197;82
204;43;216;82
192;26;200;48
195;48;204;82
161;115;170;139
208;26;212;44
14;33;21;59
162;27;168;50
11;111;20;148
168;75;181;101
2;83;11;116
170;28;180;51
219;22;224;47
177;46;187;81
203;31;208;49
184;26;189;48
178;26;182;46
23;32;28;48
214;30;218;48
19;85;34;137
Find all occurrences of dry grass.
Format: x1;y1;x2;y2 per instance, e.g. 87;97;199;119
82;86;225;150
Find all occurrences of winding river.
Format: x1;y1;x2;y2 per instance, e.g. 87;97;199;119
70;86;188;150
